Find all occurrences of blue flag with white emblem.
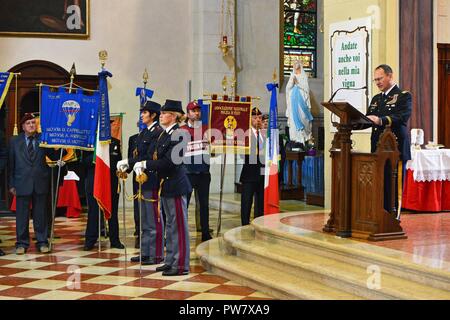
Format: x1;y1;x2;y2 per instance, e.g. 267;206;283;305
40;86;100;150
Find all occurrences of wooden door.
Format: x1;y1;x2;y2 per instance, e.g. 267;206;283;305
438;44;450;148
0;60;98;214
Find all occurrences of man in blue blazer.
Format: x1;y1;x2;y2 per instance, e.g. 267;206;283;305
8;113;60;254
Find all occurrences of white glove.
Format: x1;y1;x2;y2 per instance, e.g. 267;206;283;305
133;161;146;175
56;160;66;168
117;159;129;172
135;167;143;176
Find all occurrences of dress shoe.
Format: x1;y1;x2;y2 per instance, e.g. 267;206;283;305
162;268;189;276
156;264;171;272
110;242;125;249
39;246;50;254
130;256;156;265
15;247;26;255
0;249;5;256
202;233;213;242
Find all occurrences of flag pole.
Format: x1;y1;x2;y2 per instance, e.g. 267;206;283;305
121;177;128;266
48;67;76;252
49;149;64;252
98;208;102;253
217;154;226;237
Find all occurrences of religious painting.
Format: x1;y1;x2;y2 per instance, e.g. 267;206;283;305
282;0;317;77
0;0;89;38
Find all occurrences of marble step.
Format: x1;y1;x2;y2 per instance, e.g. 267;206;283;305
196;238;364;300
209;195;241;214
224;226;450;300
252;217;450;292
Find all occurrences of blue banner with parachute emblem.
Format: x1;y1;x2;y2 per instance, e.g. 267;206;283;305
39;86;100;150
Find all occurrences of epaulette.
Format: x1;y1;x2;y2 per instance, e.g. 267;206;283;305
402;91;410;94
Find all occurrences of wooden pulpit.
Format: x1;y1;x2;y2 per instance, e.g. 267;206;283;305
322;102;407;241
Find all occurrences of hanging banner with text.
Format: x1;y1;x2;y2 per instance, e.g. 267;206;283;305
209;100;252;155
0;72;13;108
330;17;372;132
39;86;100;151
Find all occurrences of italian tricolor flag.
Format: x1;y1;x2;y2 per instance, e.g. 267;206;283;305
93;128;112;220
93;70;113;220
264;83;280;215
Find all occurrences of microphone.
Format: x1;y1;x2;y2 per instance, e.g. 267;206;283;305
329;86;368;103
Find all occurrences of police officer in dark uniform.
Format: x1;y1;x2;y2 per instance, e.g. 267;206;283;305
133;99;192;276
240;107;265;226
117;101;165;265
83;134;124;251
367;64;412;211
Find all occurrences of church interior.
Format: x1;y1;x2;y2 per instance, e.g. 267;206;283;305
0;0;449;302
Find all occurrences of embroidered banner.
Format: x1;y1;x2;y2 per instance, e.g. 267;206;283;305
209;100;252;155
39;86;100;150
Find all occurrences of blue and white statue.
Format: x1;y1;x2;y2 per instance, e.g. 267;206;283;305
286;61;314;145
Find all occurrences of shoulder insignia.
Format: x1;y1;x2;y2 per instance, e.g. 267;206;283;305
402;91;409;94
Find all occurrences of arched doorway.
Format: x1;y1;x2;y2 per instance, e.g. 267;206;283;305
0;60;98;214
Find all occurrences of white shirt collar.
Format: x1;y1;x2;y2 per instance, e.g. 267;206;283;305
251;127;262;141
383;84;397;96
165;123;177;133
147;122;157;130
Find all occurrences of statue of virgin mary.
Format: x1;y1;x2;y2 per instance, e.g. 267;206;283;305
286;61;314;145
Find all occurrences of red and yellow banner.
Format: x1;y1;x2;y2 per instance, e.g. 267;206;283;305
209;100;252;155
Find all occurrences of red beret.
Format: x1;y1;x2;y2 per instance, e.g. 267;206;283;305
20;113;36;126
187;101;201;112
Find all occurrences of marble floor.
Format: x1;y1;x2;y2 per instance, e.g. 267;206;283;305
281;211;450;265
0;206;271;301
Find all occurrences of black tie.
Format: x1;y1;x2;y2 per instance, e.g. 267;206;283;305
27;136;35;160
256;130;260;155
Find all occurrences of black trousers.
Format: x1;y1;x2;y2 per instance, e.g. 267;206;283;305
85;190;120;246
16;193;48;249
240;180;264;226
186;173;211;236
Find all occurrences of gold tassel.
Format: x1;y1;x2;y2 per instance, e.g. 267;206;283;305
397;161;403;218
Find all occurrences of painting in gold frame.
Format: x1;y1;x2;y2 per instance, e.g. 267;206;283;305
0;0;89;39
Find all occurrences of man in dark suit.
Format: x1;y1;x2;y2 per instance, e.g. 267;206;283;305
240;107;265;226
82;135;124;251
8;113;60;254
367;64;412;211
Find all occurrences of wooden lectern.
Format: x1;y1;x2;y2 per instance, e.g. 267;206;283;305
322;102;407;241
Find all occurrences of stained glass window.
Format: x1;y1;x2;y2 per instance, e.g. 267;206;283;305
283;0;317;77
